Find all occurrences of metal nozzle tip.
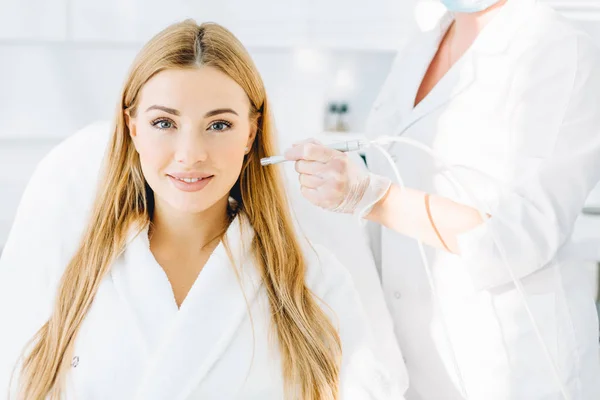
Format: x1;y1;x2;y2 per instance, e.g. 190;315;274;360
260;155;286;166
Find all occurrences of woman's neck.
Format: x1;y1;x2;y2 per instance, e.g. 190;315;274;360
149;196;230;254
452;0;508;41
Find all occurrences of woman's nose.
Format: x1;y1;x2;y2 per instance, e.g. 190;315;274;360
174;129;208;166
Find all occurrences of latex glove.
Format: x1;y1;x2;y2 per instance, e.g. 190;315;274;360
284;139;391;218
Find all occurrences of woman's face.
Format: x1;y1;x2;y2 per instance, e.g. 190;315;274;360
128;67;256;215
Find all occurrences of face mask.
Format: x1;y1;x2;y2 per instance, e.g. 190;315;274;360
440;0;502;13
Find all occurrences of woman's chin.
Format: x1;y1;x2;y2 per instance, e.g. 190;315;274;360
170;201;214;215
164;193;230;216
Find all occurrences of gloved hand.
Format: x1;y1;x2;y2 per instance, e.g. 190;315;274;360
284;139;391;218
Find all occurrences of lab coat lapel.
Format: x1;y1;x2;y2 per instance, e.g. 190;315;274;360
406;55;475;132
132;215;262;400
367;24;448;141
399;12;475;134
394;20;449;128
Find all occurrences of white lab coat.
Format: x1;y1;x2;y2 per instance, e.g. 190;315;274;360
366;0;600;399
0;211;402;399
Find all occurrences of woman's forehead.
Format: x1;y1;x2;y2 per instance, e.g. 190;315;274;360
137;67;251;116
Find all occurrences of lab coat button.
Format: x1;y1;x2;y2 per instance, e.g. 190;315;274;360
394;291;401;299
71;356;79;368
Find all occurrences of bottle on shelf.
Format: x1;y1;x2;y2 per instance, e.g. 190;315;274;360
336;103;349;132
324;103;339;131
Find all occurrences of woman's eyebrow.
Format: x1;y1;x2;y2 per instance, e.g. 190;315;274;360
204;108;239;118
145;105;180;116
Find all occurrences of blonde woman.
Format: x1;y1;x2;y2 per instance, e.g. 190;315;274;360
0;21;405;399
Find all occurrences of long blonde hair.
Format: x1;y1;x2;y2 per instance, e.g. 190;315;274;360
16;20;341;400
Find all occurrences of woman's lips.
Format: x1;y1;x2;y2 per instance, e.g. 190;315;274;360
167;174;214;192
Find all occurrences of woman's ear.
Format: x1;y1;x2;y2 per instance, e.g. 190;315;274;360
245;120;258;154
125;110;141;154
125;109;137;138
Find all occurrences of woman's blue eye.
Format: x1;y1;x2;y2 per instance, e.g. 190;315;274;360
209;121;231;131
152;119;174;130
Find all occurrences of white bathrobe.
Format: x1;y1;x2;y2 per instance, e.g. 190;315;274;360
0;211;402;399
